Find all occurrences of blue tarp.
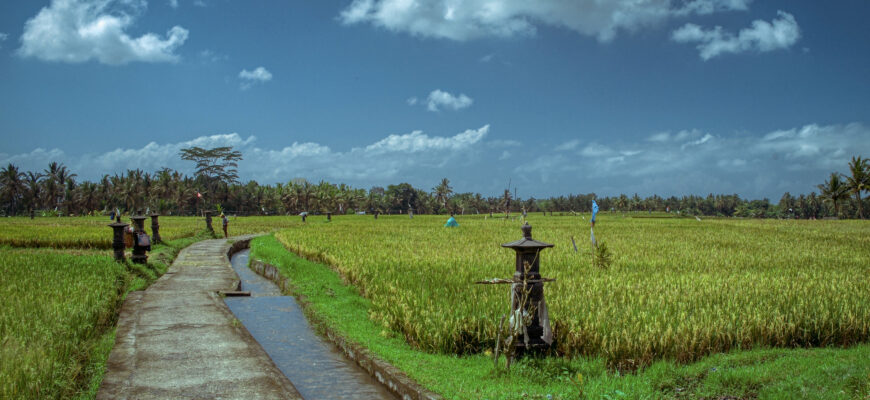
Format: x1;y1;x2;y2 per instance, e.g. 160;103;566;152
445;217;459;227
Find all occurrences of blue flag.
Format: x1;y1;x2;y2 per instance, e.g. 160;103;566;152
591;200;599;223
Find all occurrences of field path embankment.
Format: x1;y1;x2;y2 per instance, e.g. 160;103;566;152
97;238;302;399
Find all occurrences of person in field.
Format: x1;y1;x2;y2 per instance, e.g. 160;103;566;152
445;214;459;227
221;213;229;238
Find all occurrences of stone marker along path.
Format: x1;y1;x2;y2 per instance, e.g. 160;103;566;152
98;238;303;399
225;249;395;400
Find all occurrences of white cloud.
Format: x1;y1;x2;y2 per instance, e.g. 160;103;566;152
424;89;473;112
198;49;226;63
339;0;751;42
406;97;418;105
555;139;581;151
168;0;178;8
0;125;493;186
647;132;671;142
488;139;521;148
680;133;714;149
0;33;8;48
647;129;702;142
522;122;870;197
239;67;273;90
3;122;867;199
18;0;189;65
672;10;799;60
580;143;616;158
479;53;494;63
364;125;488;154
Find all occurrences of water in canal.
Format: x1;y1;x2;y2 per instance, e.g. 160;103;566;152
225;250;395;400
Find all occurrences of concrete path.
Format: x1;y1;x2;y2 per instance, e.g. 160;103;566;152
97;238;302;400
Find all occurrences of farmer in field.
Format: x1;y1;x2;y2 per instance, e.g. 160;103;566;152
445;214;459;227
221;213;229;238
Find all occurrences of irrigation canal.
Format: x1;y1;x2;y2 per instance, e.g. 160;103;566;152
225;250;395;400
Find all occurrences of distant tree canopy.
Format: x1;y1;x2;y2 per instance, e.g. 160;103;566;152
0;154;866;219
179;146;242;208
179;146;243;186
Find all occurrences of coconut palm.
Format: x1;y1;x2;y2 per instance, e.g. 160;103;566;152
432;178;452;213
817;172;850;218
24;171;43;216
0;163;25;215
845;156;869;219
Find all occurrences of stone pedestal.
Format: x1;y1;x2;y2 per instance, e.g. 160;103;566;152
130;215;148;264
150;214;162;244
204;211;213;232
109;222;129;262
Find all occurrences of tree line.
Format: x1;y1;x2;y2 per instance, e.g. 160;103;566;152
0;147;867;219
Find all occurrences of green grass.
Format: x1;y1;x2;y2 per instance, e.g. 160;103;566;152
251;234;870;399
0;230;214;399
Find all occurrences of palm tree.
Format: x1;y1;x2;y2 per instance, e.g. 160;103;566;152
0;163;25;215
845;156;869;219
817;172;850;218
24;171;43;216
432;178;452;213
75;181;99;214
42;162;76;211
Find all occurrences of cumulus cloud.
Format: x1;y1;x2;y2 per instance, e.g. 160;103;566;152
420;89;473;112
647;129;700;142
198;49;227;63
0;125;492;187
339;0;751;42
18;0;189;65
672;10;799;60
520;122;870;198
555;139;581;151
488;139;521;148
364;125;488;153
3;122;867;199
239;67;273;90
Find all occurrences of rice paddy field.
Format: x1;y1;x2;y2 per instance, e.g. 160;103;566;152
0;214;299;248
0;248;127;398
273;213;870;368
0;216;220;398
1;213;868;398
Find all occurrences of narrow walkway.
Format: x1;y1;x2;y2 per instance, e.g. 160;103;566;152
98;239;302;399
225;250;395;400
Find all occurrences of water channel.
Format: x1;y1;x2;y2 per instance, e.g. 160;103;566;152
225;250;396;400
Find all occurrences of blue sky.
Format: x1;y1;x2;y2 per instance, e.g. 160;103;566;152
1;0;869;199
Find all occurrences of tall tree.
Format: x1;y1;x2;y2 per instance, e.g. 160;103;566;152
433;178;453;213
845;156;869;219
0;163;25;215
24;171;43;216
179;146;243;207
817;172;850;218
43;162;75;210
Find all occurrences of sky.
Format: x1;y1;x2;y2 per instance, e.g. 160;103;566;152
1;0;869;200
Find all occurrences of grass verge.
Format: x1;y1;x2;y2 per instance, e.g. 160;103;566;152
0;230;216;399
251;234;870;400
